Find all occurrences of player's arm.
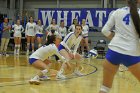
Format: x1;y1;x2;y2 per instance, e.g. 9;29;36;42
61;32;74;53
73;36;82;55
102;11;116;40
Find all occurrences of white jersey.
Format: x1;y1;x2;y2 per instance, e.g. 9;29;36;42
58;26;67;37
68;24;75;32
12;24;24;37
60;32;82;54
102;6;140;56
25;22;36;36
36;25;44;34
82;25;89;37
29;44;65;62
46;24;59;32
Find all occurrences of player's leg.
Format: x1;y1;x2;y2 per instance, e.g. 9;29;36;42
73;53;84;76
29;59;50;85
99;60;119;93
37;35;42;48
14;37;18;55
26;36;31;55
84;37;89;53
128;62;140;81
56;49;72;79
31;36;35;53
17;37;21;55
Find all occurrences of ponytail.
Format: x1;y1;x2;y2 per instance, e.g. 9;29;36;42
128;0;140;37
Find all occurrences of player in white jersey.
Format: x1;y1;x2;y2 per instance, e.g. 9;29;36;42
56;24;83;79
29;35;66;85
12;19;24;55
58;21;67;40
25;16;36;55
45;19;59;33
36;20;44;48
68;18;78;32
99;0;140;93
81;19;89;56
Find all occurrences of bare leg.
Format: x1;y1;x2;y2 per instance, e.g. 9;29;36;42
99;59;119;93
31;36;35;52
128;62;140;82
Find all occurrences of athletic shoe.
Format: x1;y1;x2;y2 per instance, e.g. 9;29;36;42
29;78;40;85
39;76;50;81
74;70;84;76
56;73;66;79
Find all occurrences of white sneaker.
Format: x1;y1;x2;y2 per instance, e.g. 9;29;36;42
39;76;50;81
74;70;84;76
29;78;40;85
56;73;66;79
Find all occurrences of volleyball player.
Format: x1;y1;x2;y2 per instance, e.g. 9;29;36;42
36;20;44;48
99;0;140;93
45;19;59;33
56;24;83;79
68;18;78;32
81;19;89;56
12;19;24;55
25;16;36;55
29;35;66;85
58;21;67;40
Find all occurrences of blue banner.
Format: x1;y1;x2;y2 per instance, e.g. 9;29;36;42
38;8;116;27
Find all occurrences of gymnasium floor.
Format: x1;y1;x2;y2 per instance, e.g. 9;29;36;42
0;55;139;93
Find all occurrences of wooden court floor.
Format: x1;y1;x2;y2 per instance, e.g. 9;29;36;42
0;55;139;93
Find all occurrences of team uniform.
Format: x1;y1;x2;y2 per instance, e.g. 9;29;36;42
25;22;36;36
68;24;75;32
29;44;65;64
46;24;59;33
36;25;44;38
82;25;89;38
12;24;24;37
58;32;82;55
58;26;67;40
102;7;140;67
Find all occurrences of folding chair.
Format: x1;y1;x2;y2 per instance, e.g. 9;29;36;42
95;39;106;59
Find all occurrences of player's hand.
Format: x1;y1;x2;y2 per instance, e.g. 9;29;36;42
69;52;74;59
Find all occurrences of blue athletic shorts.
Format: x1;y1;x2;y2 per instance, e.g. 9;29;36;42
36;34;43;38
58;44;65;51
106;49;140;67
29;58;38;65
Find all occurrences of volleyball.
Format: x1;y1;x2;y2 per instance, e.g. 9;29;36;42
88;49;98;59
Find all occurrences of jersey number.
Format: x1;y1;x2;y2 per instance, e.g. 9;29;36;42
123;14;130;25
